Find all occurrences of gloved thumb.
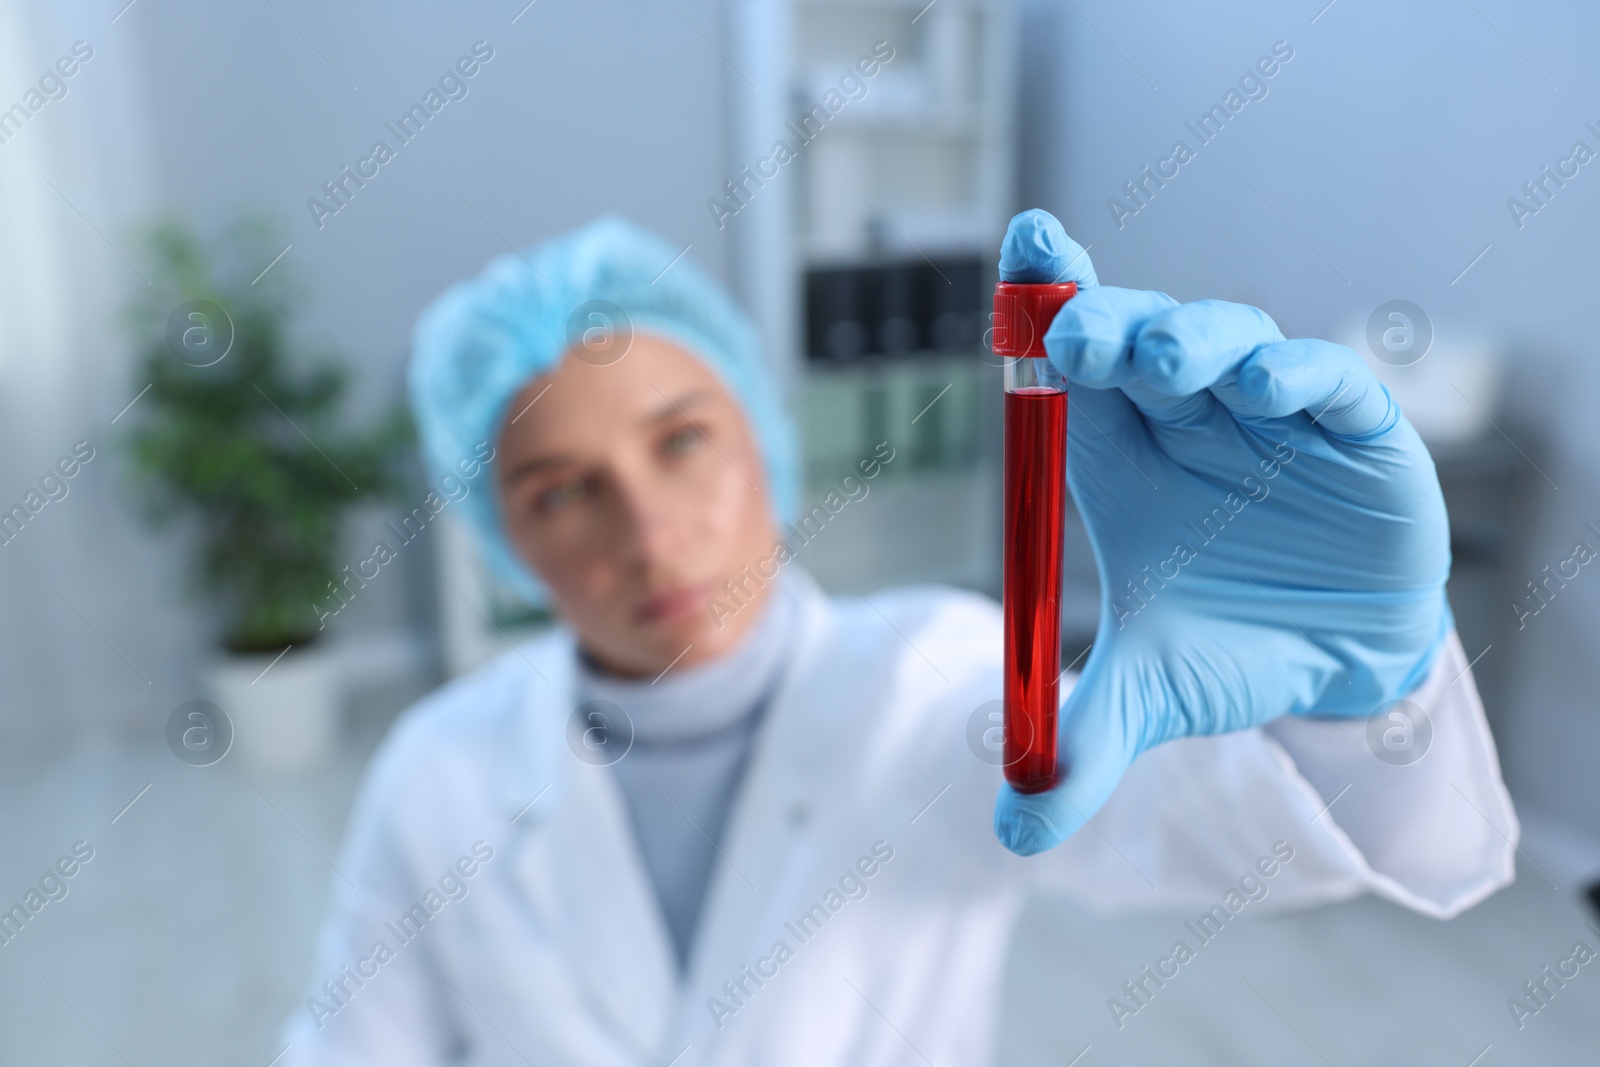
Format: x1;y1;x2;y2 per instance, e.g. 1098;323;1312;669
992;653;1142;856
998;209;1100;289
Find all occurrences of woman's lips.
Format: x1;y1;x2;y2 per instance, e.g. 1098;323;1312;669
636;582;714;624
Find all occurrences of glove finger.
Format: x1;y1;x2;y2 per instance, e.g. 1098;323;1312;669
1235;339;1400;440
1131;299;1286;402
1119;377;1228;426
999;209;1099;287
993;652;1141;856
1044;286;1180;389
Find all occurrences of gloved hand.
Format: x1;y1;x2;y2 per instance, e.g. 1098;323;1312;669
992;209;1453;856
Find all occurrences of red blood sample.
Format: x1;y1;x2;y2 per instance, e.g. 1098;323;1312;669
1002;387;1066;792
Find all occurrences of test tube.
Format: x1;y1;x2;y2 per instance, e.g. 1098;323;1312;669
993;280;1078;794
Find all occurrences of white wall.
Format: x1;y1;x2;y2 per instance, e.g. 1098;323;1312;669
1017;0;1600;835
0;0;175;759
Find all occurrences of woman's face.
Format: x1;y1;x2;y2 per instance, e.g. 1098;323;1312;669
497;333;780;677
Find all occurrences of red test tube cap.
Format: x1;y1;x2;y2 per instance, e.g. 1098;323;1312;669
992;281;1078;359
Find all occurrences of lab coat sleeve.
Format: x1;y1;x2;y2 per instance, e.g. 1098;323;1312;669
1257;629;1519;917
277;715;464;1067
1026;630;1517;919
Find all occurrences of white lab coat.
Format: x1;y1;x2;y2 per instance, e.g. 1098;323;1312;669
282;566;1516;1066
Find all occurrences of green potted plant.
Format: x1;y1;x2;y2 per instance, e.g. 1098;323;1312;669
123;213;412;772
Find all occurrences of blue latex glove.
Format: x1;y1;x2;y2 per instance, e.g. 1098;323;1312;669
992;209;1453;856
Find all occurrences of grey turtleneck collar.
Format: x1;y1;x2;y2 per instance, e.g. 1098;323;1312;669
573;570;802;971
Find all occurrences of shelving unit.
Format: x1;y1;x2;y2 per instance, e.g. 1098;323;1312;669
725;0;1019;599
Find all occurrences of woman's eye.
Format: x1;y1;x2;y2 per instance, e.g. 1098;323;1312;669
535;477;587;514
664;426;704;455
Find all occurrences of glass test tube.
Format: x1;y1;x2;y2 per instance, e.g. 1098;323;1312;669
994;281;1077;794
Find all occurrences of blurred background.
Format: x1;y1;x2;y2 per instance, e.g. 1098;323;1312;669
3;0;1599;1062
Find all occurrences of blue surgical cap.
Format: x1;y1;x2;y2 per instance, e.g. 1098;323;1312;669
408;215;800;608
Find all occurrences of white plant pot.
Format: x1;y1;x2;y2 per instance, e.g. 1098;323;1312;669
204;643;341;774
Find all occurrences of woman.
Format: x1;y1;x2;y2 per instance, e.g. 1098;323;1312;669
281;211;1515;1065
